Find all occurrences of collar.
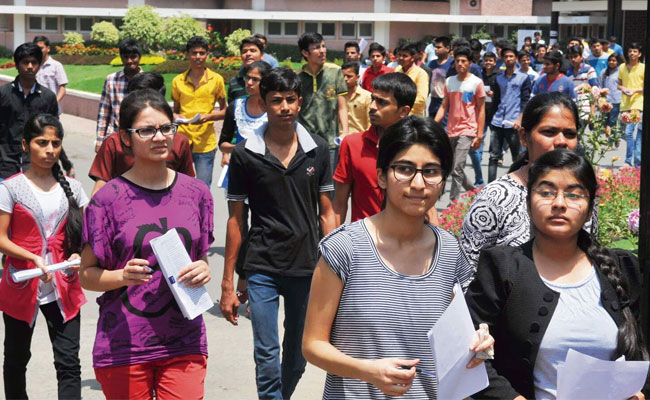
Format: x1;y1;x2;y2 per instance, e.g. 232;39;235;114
14;79;38;96
245;121;317;155
183;67;212;83
302;63;325;77
545;73;564;84
362;126;379;146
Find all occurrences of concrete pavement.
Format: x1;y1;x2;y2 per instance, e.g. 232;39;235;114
0;113;627;399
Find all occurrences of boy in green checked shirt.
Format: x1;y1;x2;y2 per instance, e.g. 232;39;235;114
297;32;349;170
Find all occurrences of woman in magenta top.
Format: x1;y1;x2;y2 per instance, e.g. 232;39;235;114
80;89;214;400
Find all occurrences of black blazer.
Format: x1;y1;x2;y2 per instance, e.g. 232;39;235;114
465;241;645;399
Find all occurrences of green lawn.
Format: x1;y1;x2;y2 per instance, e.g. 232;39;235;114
0;62;177;101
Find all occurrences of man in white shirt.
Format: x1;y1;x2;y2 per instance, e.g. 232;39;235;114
33;36;67;115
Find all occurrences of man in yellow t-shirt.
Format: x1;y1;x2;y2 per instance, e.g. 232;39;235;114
618;43;644;167
341;61;371;135
395;41;429;117
172;36;226;187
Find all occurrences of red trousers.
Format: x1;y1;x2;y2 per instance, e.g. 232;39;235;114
94;354;207;400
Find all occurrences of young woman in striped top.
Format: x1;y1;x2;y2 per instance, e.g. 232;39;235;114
302;116;494;399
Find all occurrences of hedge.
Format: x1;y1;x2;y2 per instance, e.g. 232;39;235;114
54;55;116;65
151;60;239;82
265;43;345;63
0;45;11;59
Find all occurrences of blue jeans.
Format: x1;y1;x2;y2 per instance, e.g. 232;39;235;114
488;125;521;183
192;150;216;187
606;103;621;128
247;272;312;399
625;116;643;167
469;126;486;186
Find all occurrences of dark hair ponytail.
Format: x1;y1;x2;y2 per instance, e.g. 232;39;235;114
24;113;83;257
577;229;648;361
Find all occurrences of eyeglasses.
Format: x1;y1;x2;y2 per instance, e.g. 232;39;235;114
126;124;177;139
532;188;589;203
390;164;444;185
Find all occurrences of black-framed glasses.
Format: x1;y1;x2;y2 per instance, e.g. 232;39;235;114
390;164;444;185
126;124;178;139
532;188;589;203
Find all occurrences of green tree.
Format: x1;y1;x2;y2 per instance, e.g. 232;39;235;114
225;28;252;57
91;21;120;46
63;32;84;47
471;25;491;40
119;5;164;50
163;14;208;51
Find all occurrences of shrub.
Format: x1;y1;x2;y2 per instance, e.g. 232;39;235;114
110;54;166;66
63;32;84;47
55;55;115;65
439;188;482;237
597;166;640;249
91;21;120;46
119;5;164;51
151;60;238;82
279;57;294;69
0;45;12;59
55;44;118;56
224;28;252;57
163;14;207;51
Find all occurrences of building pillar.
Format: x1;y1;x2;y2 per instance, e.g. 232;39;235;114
13;14;25;50
550;11;559;45
373;0;390;46
252;20;264;35
449;0;461;36
607;0;623;41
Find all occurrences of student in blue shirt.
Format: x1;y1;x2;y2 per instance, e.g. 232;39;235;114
489;44;531;183
586;38;610;76
532;51;576;99
609;36;624;57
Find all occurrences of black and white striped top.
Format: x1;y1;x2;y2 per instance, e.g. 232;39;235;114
318;219;474;399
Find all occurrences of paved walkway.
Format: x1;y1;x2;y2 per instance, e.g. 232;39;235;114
0;113;627;398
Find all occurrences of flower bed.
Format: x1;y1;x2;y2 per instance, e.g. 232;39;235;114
597;166;640;249
439;188;481;236
55;44;118;56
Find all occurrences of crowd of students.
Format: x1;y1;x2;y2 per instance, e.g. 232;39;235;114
0;28;646;400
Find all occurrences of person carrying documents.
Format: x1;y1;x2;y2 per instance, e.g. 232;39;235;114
80;89;215;399
466;150;649;400
0;113;88;399
302;117;494;398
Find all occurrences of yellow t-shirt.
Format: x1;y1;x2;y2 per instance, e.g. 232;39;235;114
395;64;429;117
343;87;372;135
619;62;644;111
172;68;225;153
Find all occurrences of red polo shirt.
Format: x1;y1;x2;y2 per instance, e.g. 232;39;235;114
361;64;395;92
334;126;383;222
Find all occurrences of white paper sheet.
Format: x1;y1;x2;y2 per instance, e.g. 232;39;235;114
217;165;229;189
557;349;649;400
149;229;214;320
429;284;488;400
11;259;81;282
358;38;369;54
175;114;201;124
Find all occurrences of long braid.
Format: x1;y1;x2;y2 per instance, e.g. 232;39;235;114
51;162;82;257
577;229;649;361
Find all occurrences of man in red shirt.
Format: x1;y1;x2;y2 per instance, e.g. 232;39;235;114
361;43;395;92
89;72;195;196
333;73;415;225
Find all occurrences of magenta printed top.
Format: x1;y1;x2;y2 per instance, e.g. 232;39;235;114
82;172;214;368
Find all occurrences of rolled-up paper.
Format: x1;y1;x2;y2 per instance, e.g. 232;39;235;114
11;259;81;283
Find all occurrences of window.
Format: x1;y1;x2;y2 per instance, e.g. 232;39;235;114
493;25;504;38
461;24;473;38
267;21;299;37
304;22;318;33
285;22;298;36
64;17;77;31
268;21;282;36
359;23;373;38
341;23;355;38
0;15;7;31
29;16;42;31
321;23;335;37
28;16;58;32
79;17;93;32
303;22;337;38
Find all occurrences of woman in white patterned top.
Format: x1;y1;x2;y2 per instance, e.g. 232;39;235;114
460;92;598;272
303;116;494;399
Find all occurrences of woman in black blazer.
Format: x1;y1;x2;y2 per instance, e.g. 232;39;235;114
466;149;648;399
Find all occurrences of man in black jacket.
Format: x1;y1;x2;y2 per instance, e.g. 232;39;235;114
0;42;60;179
